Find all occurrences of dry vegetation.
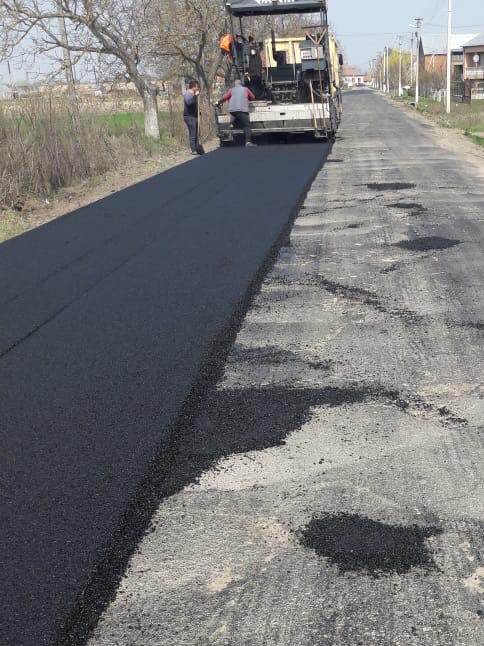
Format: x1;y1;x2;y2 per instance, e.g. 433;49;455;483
0;95;187;211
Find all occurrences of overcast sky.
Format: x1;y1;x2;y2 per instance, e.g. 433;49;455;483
1;0;484;89
329;0;484;70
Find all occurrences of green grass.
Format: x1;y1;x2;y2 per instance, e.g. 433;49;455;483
96;110;181;134
96;111;145;134
466;131;484;147
94;110;186;154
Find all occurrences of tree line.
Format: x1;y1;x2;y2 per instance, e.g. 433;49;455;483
0;1;311;139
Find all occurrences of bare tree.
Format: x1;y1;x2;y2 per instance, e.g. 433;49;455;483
0;0;162;138
151;0;226;98
149;1;316;97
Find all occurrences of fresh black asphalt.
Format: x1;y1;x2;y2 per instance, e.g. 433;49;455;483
0;143;329;646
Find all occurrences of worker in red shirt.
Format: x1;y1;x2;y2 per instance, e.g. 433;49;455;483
218;80;256;147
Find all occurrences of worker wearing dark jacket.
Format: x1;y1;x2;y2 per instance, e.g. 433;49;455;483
183;81;201;155
219;80;256;146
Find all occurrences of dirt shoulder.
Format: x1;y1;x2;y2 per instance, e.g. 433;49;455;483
385;95;484;178
0;140;218;244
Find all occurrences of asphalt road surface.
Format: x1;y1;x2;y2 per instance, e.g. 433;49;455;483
0;144;329;646
89;90;484;646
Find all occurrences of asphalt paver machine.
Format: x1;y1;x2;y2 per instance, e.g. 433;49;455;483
216;0;343;144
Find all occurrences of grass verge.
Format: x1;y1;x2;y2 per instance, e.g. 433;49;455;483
393;95;484;144
0;211;30;243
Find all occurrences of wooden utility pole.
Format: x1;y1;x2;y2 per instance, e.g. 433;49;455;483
446;0;452;113
415;18;423;105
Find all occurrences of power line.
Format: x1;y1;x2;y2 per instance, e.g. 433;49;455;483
426;0;447;25
426;22;484;29
337;31;413;37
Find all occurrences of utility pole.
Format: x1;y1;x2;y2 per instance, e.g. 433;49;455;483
382;51;386;91
410;31;415;87
446;0;452;113
410;33;414;86
415;18;423;105
385;47;390;94
388;46;392;93
398;36;403;96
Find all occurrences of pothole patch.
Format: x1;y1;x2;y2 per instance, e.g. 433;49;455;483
229;345;300;365
228;345;333;371
393;237;461;252
365;182;416;191
299;513;442;577
388;202;428;216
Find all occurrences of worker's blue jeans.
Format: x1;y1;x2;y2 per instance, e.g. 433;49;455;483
184;116;198;153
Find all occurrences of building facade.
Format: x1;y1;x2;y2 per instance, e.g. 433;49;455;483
463;34;484;100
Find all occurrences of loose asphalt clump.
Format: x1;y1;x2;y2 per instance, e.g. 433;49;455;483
393;236;461;252
307;359;334;370
388;202;428;216
365;182;416;191
381;262;400;274
390;393;468;426
299;513;442;577
436;405;468;426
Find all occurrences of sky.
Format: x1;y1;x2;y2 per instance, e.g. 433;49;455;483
328;0;484;71
1;0;484;89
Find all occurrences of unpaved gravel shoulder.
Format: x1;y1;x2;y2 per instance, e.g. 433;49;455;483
383;93;484;175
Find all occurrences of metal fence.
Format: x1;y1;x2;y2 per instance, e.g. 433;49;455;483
471;82;484;100
451;81;465;103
